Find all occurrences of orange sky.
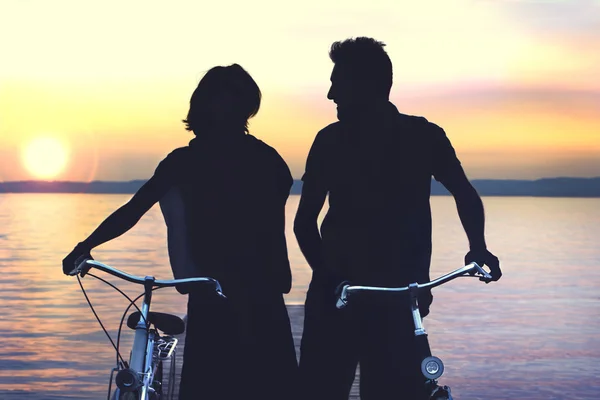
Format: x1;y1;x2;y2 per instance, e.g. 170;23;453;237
1;0;599;182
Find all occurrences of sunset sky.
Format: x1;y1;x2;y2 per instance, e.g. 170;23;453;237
1;0;599;182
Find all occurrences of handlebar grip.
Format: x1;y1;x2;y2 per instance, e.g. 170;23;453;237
73;256;93;277
472;262;493;282
335;283;351;309
175;280;228;299
336;296;348;310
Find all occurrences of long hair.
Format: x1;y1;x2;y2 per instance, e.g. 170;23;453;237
183;64;261;134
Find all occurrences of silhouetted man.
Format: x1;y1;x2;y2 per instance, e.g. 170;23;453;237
294;37;502;400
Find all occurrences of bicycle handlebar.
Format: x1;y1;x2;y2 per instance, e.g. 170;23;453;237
72;258;226;298
336;262;492;309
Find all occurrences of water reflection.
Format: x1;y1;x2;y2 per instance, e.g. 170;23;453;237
0;194;599;399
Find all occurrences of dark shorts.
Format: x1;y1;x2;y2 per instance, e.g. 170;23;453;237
299;272;428;400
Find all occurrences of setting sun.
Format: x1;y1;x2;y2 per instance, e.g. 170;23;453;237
22;137;69;180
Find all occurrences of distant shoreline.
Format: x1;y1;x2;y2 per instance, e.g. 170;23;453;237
2;177;600;197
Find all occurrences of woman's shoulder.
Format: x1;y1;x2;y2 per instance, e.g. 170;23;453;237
167;146;192;158
155;146;192;174
244;134;283;158
244;134;291;176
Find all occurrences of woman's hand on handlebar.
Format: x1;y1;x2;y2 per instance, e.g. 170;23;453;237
464;248;502;282
62;243;93;276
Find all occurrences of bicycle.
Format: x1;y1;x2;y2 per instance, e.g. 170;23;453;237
335;262;493;400
67;257;226;400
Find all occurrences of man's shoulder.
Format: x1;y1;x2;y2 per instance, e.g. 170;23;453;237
397;113;444;132
313;122;343;146
318;121;342;136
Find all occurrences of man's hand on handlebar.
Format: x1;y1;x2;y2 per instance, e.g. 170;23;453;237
464;248;502;282
62;243;93;276
418;288;433;318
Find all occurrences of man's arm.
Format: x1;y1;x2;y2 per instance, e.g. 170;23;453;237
269;151;294;293
440;169;487;251
294;179;327;272
431;124;502;281
294;130;329;272
442;172;501;281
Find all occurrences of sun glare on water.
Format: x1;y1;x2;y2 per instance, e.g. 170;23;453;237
22;137;69;180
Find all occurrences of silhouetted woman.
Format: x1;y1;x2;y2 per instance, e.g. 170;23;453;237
62;64;298;400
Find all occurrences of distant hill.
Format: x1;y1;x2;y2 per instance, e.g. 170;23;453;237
0;180;146;194
1;177;600;197
430;177;600;197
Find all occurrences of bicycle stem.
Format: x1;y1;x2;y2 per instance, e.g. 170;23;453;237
334;263;490;388
409;283;433;364
129;277;155;375
409;283;426;336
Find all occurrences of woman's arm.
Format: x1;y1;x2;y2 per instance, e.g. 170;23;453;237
160;186;200;281
62;172;173;274
79;177;170;250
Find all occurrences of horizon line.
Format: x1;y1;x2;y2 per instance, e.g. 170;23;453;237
2;176;600;184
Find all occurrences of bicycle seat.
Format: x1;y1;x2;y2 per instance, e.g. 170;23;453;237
126;311;186;336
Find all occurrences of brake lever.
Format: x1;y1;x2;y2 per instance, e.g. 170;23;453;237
73;256;93;278
213;281;227;299
473;262;493;283
336;284;350;309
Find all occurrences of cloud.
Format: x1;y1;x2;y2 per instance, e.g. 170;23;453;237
395;83;600;119
494;0;600;37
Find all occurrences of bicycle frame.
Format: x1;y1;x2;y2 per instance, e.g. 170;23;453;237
129;277;156;399
115;280;175;400
72;259;225;400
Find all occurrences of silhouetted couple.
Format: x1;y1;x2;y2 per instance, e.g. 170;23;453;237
63;37;502;400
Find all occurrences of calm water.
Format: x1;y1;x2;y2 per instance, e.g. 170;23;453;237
0;194;599;399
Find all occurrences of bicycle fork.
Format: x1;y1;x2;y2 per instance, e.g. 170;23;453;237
114;277;158;399
408;284;452;400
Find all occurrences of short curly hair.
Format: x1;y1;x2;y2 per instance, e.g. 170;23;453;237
329;37;393;97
